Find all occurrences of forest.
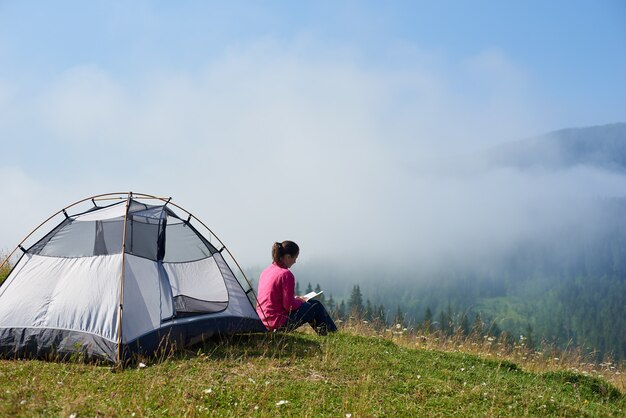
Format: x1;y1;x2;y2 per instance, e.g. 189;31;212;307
293;197;626;362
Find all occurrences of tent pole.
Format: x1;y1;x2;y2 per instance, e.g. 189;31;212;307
116;192;133;364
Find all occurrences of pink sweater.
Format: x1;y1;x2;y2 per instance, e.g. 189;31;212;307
256;262;304;330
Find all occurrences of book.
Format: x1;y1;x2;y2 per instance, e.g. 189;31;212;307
302;290;323;301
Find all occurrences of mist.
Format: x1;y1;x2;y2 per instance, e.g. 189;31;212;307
2;40;625;283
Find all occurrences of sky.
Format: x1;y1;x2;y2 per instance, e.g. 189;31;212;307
1;1;625;269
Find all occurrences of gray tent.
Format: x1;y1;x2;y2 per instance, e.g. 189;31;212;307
0;192;265;363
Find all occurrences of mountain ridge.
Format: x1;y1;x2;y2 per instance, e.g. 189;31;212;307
488;122;626;171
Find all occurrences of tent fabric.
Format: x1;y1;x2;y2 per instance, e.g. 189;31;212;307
0;253;121;340
0;195;265;363
164;257;228;306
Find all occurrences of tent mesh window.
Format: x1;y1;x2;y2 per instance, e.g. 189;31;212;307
164;218;217;263
162;213;226;316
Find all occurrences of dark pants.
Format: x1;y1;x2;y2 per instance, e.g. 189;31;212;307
283;300;338;335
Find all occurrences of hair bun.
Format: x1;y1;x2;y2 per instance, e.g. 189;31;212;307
271;240;298;264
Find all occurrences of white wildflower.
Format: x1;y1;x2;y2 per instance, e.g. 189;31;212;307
254;406;259;410
346;414;353;418
69;414;77;418
248;378;256;384
276;400;289;406
138;362;147;369
204;388;213;394
20;400;26;405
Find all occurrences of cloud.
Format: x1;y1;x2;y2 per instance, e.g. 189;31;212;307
0;167;57;255
2;39;623;271
40;66;130;144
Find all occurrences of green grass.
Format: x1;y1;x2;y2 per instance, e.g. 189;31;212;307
1;331;623;417
0;257;9;286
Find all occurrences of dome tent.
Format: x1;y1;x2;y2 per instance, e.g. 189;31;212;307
0;192;266;363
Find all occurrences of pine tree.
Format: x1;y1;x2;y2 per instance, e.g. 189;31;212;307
439;310;449;334
525;323;535;350
460;313;470;336
376;304;386;325
314;283;325;303
306;282;313;293
348;285;364;318
423;306;433;332
487;320;501;338
394;305;404;327
365;299;373;321
338;300;346;320
446;303;454;336
472;313;483;336
327;294;335;315
295;281;301;296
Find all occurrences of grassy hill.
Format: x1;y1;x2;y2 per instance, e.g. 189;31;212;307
1;329;623;417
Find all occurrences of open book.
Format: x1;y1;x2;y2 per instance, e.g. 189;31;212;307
302;290;323;301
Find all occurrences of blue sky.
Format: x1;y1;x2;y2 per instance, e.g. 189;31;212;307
1;1;625;266
2;1;624;120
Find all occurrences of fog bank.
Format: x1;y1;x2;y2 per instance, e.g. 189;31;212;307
2;41;625;274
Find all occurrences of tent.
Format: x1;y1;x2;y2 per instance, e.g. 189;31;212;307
0;192;266;363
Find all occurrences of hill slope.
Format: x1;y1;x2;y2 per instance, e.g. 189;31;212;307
0;332;623;416
489;122;626;171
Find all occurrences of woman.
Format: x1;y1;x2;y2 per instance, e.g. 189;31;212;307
256;241;337;335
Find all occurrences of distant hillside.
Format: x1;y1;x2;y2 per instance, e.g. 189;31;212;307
489;122;626;171
291;122;626;362
304;198;626;362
